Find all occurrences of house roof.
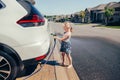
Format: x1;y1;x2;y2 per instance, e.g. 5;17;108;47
85;8;92;12
91;4;107;10
108;2;120;8
105;2;118;8
86;2;119;11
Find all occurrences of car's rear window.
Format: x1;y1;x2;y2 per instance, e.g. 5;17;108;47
20;2;44;21
18;0;44;19
0;1;5;9
0;4;2;8
17;0;45;27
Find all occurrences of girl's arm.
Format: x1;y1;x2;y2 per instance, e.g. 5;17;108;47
54;35;69;41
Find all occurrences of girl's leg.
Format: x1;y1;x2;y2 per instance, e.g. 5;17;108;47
62;52;65;65
66;53;72;68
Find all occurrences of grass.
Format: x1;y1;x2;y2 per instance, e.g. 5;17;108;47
95;25;120;29
74;23;120;29
74;23;90;25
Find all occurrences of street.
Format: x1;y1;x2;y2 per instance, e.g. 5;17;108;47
71;37;120;80
50;22;120;80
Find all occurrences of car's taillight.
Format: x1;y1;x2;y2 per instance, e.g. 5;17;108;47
17;14;45;27
35;54;47;61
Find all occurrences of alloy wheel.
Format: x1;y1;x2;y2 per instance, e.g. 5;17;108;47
0;56;11;80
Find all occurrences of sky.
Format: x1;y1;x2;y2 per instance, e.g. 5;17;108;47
35;0;120;15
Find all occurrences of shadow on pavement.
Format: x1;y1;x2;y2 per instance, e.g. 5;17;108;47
17;63;38;78
16;60;60;78
41;60;60;66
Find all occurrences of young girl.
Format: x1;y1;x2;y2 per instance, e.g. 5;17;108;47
54;22;72;68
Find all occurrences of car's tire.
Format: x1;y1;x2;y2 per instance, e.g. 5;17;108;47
0;50;18;80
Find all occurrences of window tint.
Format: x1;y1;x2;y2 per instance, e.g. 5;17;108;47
21;4;44;20
18;1;44;19
17;1;45;27
0;1;5;9
0;4;2;8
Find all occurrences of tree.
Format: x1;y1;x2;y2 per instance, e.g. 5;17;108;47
80;11;85;23
44;15;47;18
104;7;115;25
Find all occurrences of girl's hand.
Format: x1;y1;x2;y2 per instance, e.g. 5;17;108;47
54;36;60;40
53;36;57;39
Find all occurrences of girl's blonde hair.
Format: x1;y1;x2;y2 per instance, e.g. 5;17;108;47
64;22;73;32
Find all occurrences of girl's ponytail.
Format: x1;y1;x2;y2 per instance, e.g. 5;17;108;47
64;21;73;32
70;27;73;32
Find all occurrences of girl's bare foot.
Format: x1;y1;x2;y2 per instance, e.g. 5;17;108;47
67;64;72;68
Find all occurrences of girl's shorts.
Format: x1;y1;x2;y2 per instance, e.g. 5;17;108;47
60;41;71;54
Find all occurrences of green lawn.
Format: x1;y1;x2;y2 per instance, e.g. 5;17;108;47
74;23;120;29
96;25;120;29
74;23;90;25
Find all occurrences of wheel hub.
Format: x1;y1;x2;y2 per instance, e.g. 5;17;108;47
0;56;11;80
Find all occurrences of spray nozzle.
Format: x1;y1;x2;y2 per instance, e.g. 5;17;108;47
51;33;56;36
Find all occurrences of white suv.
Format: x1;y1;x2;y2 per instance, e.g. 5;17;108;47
0;0;52;80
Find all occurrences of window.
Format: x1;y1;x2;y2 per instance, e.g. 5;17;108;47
0;4;2;8
17;1;45;27
0;1;5;9
115;7;120;11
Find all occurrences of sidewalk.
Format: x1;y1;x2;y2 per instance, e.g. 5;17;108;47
16;41;80;80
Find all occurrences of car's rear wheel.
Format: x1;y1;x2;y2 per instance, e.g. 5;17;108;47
0;50;18;80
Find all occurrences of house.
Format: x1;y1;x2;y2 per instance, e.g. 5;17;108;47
71;12;82;23
84;4;106;23
55;15;63;22
107;2;120;25
85;2;119;25
90;4;107;23
84;8;91;23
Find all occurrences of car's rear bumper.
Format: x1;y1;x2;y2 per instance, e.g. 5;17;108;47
14;36;50;60
22;40;53;65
